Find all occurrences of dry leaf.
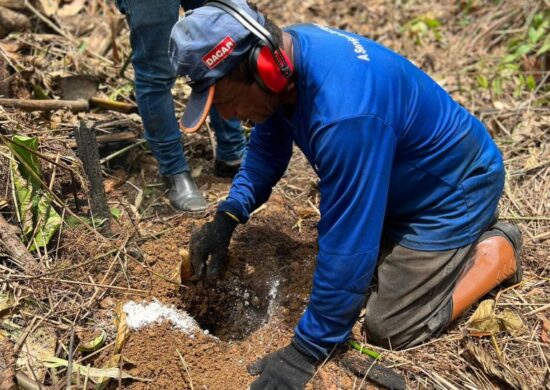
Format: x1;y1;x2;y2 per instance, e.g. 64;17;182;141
0;41;22;62
83;21;116;56
463;342;528;390
179;248;193;283
103;168;128;193
498;309;525;337
537;314;550;344
96;304;131;389
17;326;57;381
96;354;121;390
468;299;499;336
57;0;85;16
522;148;540;171
467;299;525;337
492;101;511;110
113;303;130;354
191;164;203;178
36;0;59;16
43;356;150;381
0;293;17;318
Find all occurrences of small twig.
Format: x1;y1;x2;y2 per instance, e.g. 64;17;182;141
38;277;147;293
205;119;217;161
533;231;550;241
0;43;19;71
0;249;117;282
176;349;195;390
119;50;133;79
99;139;147;164
307;198;320;216
19;310;85;332
75;341;115;365
500;215;550;221
510;161;550;177
66;327;75;390
23;341;43;389
82;364;91;390
527;303;550;316
14;316;37;352
310;345;337;384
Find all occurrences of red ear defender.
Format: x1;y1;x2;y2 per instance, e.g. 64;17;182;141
252;45;294;93
203;0;294;94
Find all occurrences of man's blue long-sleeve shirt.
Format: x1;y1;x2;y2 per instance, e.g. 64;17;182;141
218;24;504;359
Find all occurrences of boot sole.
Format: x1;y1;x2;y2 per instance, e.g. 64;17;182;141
179;209;208;219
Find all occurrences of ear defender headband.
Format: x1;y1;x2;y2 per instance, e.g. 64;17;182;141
206;0;294;93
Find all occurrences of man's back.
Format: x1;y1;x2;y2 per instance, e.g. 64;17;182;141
279;23;504;250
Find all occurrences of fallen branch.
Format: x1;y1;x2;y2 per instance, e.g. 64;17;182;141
340;352;406;390
89;97;137;113
0;98;89;112
0;98;136;113
67;131;138;149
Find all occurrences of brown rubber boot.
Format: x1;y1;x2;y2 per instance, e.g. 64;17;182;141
451;222;522;321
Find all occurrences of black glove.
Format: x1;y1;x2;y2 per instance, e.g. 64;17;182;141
189;212;238;281
248;341;318;390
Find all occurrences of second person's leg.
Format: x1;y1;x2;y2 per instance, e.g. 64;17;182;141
209;106;246;178
116;0;207;213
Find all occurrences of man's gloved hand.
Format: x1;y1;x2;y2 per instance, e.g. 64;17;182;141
189;212;238;280
247;341;318;390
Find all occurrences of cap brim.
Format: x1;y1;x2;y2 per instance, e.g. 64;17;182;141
180;85;215;133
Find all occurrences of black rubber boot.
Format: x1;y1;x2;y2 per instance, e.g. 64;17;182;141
163;172;207;214
481;221;523;285
214;159;241;178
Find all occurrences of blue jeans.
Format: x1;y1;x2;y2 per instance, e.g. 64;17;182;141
116;0;246;175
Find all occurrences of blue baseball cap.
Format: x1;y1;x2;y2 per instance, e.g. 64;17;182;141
169;0;265;132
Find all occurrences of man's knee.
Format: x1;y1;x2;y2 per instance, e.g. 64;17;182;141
363;299;452;350
363;315;392;346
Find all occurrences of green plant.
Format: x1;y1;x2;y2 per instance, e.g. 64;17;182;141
109;82;134;101
503;11;550;64
475;9;549;100
403;15;443;46
8;136;61;250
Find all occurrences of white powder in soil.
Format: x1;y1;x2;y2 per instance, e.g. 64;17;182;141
266;278;280;321
123;300;201;335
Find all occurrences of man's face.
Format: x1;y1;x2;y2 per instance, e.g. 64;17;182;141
213;77;281;123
